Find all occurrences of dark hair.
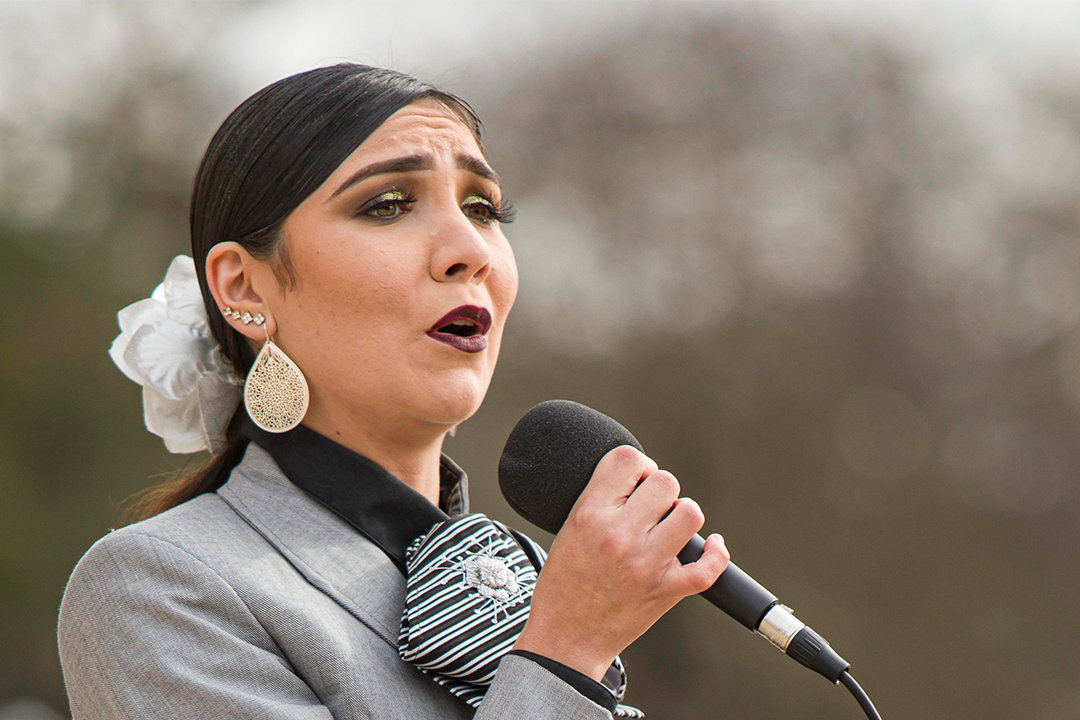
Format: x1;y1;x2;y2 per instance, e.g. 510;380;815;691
125;64;485;522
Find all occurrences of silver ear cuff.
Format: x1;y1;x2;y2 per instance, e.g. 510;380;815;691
222;307;265;326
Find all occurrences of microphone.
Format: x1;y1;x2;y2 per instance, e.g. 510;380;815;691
498;399;850;683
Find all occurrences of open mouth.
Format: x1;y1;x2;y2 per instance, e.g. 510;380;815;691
427;305;492;353
438;319;485;337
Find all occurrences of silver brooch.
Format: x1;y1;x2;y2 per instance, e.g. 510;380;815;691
463;554;520;604
440;539;529;622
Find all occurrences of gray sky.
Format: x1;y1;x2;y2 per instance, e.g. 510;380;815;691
204;0;1080;99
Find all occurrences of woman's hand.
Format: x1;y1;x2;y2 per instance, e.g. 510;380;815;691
512;445;730;681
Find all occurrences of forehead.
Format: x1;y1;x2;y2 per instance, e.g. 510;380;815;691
347;99;482;164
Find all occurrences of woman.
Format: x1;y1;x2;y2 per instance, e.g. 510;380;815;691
58;64;729;720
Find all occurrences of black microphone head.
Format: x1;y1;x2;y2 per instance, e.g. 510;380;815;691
498;400;643;534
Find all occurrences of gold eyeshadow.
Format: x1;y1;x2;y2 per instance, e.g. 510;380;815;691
463;194;494;207
375;188;409;201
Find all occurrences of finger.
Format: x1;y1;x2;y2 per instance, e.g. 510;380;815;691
647;497;706;558
664;533;730;598
622;469;681;528
578;445;658;507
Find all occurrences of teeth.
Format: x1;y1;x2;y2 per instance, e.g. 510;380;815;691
451;320;474;326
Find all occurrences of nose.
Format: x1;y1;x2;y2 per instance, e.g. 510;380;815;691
429;208;493;284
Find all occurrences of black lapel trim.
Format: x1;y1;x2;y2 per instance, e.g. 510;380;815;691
240;416;450;575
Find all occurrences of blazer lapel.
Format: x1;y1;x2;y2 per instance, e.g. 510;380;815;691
217;442;406;649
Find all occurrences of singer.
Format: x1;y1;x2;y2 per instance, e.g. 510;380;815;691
57;64;729;720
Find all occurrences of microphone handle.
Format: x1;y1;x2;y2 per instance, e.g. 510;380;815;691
677;533;777;631
677;533;851;683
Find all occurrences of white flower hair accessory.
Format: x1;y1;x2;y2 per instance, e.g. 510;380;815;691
108;255;243;454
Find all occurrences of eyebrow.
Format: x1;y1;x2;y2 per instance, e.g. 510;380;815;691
457;154;502;188
327;153;503;201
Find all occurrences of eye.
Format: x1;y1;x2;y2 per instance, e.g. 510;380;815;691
462;193;515;224
359;189;415;220
462;195;494;223
370;202;406;218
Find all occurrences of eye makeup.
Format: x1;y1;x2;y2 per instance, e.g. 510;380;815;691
351;184;516;225
462;193;516;224
356;188;417;219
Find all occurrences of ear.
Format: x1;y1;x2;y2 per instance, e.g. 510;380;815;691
205;242;280;340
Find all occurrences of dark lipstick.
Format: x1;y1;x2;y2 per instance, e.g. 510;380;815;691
426;305;492;353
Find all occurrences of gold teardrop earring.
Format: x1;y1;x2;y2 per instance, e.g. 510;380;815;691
240;312;310;433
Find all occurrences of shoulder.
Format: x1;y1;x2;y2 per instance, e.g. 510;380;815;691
57;493;288;682
65;440;306;591
57;494;347;720
65;491;255;588
59;493;255;626
58;486;292;655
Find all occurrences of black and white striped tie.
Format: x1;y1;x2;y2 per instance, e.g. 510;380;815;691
398;513;644;717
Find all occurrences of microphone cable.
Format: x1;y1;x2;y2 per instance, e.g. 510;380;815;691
839;670;881;720
754;604;883;718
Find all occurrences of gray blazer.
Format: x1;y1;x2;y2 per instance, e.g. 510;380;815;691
58;442;614;719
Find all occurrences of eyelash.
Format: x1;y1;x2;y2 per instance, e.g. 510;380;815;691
358;190;417;220
463;194;517;225
358;190;516;225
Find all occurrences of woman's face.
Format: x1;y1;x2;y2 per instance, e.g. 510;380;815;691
265;99;518;437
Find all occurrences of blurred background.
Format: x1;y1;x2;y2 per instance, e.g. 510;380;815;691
2;1;1079;718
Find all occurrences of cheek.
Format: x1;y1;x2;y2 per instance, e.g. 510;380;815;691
492;243;519;317
484;253;518;364
295;240;421;323
273;245;428;388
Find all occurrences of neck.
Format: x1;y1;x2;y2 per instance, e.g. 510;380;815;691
301;404;448;507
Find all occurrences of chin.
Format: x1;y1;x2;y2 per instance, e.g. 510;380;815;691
417;377;488;428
